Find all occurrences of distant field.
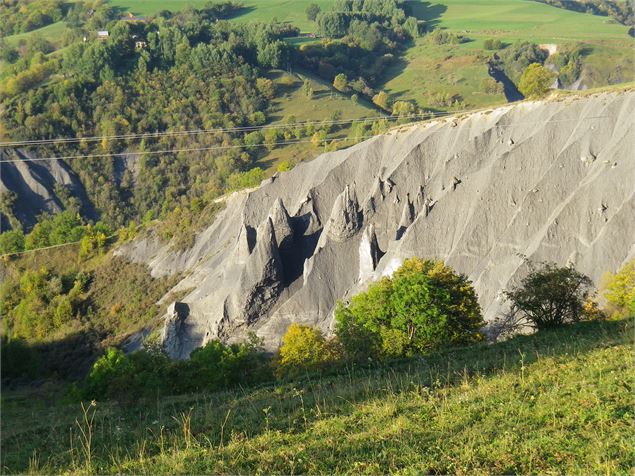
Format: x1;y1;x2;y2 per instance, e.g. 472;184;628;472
3;20;68;47
410;0;630;41
107;0;333;31
382;0;633;110
4;0;633;112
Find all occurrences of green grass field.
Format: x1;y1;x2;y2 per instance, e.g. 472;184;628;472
2;317;631;474
3;20;68;47
256;69;381;170
381;0;634;109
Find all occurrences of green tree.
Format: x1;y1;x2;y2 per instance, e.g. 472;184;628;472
372;90;391;110
484;38;503;50
306;3;321;21
601;259;635;316
0;229;25;255
333;73;348;92
302;79;314;99
505;263;593;330
317;12;347;38
518;63;556;97
336;258;484;358
392;100;416;117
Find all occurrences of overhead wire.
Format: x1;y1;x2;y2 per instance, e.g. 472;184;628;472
0;112;611;257
0;111;455;148
0;114;610;164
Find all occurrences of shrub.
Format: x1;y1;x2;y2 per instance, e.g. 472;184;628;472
480;77;504;95
83;347;170;401
336;258;484;359
0;229;25;255
276;160;293;172
277;323;339;375
518;63;556;97
483;38;503;50
83;338;271;400
0;336;40;380
601;259;635;317
225;168;266;192
505;263;593;330
428;29;468;45
392;100;416;117
372;90;391;110
306;3;321;21
333;73;348;92
172;338;271;393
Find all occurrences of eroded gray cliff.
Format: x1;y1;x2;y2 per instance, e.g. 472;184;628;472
117;91;635;358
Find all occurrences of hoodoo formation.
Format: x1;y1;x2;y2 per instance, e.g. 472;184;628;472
116;92;635;358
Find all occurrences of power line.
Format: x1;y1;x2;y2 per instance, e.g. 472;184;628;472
0;232;120;258
0;113;610;256
0;134;377;163
0;111;453;148
0;115;609;164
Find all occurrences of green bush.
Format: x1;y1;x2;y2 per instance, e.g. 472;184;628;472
0;336;40;380
83;338;271;401
0;229;25;255
277;323;340;376
428;29;469;45
505;263;593;329
483;38;503;50
225;168;266;192
518;63;556;97
601;259;635;317
83;347;171;401
336;258;484;359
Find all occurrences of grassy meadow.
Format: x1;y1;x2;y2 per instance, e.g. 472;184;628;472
381;0;634;108
2;317;632;474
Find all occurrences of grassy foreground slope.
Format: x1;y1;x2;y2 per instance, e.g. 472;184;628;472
2;318;632;474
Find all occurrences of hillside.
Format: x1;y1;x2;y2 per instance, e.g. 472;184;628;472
2;317;631;473
115;90;635;356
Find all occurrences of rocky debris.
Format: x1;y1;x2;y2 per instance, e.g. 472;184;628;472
581;153;596;166
0;148;96;231
118;91;635;356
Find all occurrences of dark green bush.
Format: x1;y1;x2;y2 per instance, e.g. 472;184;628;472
505;263;593;329
0;336;40;381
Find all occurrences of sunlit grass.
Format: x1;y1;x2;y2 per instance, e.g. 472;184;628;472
2;317;631;474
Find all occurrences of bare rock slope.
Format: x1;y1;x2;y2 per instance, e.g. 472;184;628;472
0;149;95;230
118;91;635;358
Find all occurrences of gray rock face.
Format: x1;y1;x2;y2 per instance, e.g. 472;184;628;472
117;92;635;358
0;149;96;231
161;302;190;358
325;184;363;241
222;217;285;337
